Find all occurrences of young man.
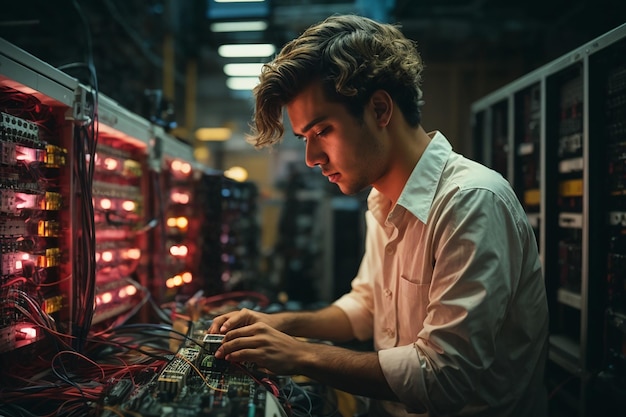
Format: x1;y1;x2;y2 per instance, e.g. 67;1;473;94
208;14;549;417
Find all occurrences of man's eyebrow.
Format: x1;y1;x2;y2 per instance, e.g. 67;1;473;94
292;115;328;137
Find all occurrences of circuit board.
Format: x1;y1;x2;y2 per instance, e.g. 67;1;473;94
98;334;286;417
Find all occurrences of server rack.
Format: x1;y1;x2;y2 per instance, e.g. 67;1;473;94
0;37;197;362
471;23;626;416
0;37;79;356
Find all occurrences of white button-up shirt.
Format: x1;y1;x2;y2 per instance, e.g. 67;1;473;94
334;131;549;416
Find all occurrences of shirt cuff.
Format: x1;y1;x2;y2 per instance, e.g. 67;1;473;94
378;344;428;414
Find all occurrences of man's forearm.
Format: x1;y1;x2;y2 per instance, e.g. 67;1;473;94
275;305;355;342
297;341;398;401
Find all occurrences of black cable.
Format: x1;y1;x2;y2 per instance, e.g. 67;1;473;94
69;0;99;353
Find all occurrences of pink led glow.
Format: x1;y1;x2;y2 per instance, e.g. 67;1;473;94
180;162;192;175
171;191;190;204
100;198;113;210
169;245;188;257
15;193;38;209
16;146;38;162
170;160;192;176
125;248;141;260
19;326;37;339
101;251;114;262
171;160;182;171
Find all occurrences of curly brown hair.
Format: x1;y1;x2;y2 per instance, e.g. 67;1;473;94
247;14;425;149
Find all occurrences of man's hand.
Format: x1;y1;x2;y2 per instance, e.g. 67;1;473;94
208;308;281;334
213;321;310;375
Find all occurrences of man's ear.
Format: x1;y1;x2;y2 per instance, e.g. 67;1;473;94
370;89;393;127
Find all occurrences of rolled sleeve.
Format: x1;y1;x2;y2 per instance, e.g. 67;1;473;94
333;293;374;341
378;344;429;414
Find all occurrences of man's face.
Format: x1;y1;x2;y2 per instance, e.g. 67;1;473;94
286;81;390;195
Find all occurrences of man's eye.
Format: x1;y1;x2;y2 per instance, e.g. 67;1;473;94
315;127;329;137
295;135;307;143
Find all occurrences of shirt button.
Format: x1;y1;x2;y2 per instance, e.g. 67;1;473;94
386;246;395;254
384;289;392;297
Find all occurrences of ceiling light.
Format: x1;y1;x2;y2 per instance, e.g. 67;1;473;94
224;166;249;182
224;63;264;77
211;21;268;32
214;0;265;2
226;77;259;90
195;127;232;141
218;44;275;58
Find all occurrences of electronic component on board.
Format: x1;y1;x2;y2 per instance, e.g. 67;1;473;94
203;333;225;355
157;347;200;398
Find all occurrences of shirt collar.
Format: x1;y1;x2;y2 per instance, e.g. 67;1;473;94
368;131;452;225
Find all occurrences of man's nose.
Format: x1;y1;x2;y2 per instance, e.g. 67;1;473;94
304;140;328;168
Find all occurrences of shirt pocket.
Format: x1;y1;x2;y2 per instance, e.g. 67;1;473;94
398;275;430;345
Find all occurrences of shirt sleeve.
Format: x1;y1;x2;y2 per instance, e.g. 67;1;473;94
380;186;531;415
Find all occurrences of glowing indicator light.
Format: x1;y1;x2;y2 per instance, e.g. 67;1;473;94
19;326;37;339
118;288;127;298
169;245;188;257
101;292;113;304
122;200;136;212
166;278;175;288
167;217;177;227
125;285;137;296
180;162;192;175
16;147;38;163
26;194;39;208
171;191;190;204
125;248;141;260
100;198;112;210
15;260;22;270
182;272;192;283
173;275;183;286
104;157;118;170
176;217;188;229
101;251;114;262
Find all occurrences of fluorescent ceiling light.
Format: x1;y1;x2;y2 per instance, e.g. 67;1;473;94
226;77;260;90
224;166;249;182
211;21;268;32
215;0;264;2
218;44;275;58
195;127;232;141
223;63;264;77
